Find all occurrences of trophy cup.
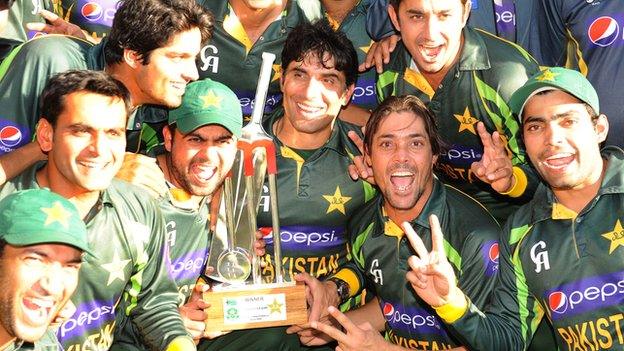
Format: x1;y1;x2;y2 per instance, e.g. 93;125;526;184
203;52;307;333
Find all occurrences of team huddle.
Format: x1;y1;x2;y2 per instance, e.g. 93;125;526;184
0;0;622;351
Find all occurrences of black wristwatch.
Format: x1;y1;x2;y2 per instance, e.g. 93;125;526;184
327;277;350;304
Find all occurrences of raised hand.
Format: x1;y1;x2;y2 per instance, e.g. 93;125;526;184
358;35;401;74
116;153;167;198
26;10;98;43
285;273;341;335
403;215;461;307
311;306;391;351
470;122;514;193
347;128;376;184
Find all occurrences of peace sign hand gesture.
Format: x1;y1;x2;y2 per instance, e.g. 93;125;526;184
470;122;515;194
403;215;463;308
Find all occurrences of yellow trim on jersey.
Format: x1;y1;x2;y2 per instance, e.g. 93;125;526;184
566;29;588;76
551;203;578;220
404;68;435;99
223;13;253;53
280;146;305;189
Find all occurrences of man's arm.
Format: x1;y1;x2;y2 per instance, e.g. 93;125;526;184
119;198;194;350
404;215;539;351
0;142;45;184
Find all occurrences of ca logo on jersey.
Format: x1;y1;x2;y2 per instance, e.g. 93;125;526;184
530;241;551;273
200;45;219;73
369;259;383;285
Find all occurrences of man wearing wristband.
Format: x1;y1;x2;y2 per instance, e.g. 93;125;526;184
300;95;500;350
403;68;623;350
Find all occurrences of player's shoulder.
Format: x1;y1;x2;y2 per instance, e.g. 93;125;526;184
442;183;500;234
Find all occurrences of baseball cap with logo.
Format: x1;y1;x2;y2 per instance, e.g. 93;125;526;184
169;79;242;137
509;67;600;122
0;189;92;255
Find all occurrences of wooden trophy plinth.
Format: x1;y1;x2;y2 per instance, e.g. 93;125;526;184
203;281;307;333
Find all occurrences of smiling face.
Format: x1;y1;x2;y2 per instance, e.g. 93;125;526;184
279;52;353;144
522;90;608;191
38;92;127;195
163;124;238;196
0;244;82;344
389;0;469;76
132;28;202;108
366;111;437;222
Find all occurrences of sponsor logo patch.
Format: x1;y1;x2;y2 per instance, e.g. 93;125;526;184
545;270;624;320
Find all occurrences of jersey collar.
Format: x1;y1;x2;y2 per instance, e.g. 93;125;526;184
376;178;446;238
456;27;491;72
264;105;349;157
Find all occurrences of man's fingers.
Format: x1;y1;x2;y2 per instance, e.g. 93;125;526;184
38;9;60;22
326;306;358;334
476;122;494;152
25;22;50;32
428;215;446;256
311;320;346;343
402;222;429;259
484;160;512;181
347;130;364;154
183;320;206;339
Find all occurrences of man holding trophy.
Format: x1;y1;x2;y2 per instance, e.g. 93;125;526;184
198;20;375;351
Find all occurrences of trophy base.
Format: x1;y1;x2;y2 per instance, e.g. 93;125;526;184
203;281;307;333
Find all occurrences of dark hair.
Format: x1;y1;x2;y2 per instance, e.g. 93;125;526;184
281;20;358;87
40;70;131;126
104;0;213;66
364;95;443;156
0;0;15;11
390;0;468;7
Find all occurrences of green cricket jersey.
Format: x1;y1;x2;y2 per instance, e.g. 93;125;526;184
322;0;377;111
337;179;500;349
194;0;313;123
0;0;51;54
0;35;165;155
376;26;540;223
447;147;624;351
0;162;191;351
112;188;212;351
255;107;376;283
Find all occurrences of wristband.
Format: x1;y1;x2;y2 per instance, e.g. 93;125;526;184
433;293;468;324
499;166;527;198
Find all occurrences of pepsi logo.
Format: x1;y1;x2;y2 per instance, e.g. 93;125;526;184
81;2;103;21
488;243;499;263
0;126;22;147
588;16;620;47
549;291;568;314
383;302;395;317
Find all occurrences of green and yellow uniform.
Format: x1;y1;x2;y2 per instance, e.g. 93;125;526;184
195;0;314;123
256;107;375;283
0;163;190;351
446;147;624;351
112;190;212;351
377;26;540;222
323;0;377;111
0;35;164;155
199;106;375;351
335;179;499;348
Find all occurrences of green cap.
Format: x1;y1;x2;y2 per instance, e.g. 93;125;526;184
169;79;242;137
0;189;92;255
509;67;600;122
